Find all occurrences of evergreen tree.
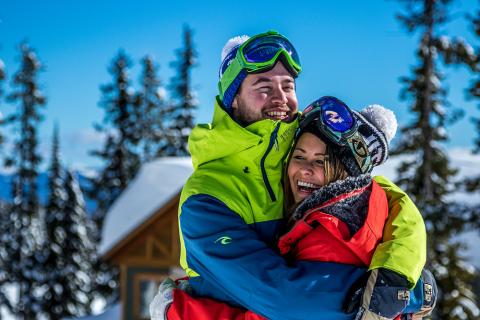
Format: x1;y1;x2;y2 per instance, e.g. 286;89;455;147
135;55;170;161
88;50;139;308
167;25;198;156
394;1;479;318
39;126;96;319
0;42;46;318
61;170;97;316
466;10;480;197
0;57;5;98
0;57;5;146
89;50;141;233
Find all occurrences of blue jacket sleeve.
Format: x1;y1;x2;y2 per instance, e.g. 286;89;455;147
180;194;366;320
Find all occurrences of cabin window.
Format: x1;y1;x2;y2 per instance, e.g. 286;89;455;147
134;273;167;320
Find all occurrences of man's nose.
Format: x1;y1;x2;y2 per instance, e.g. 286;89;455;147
271;87;288;105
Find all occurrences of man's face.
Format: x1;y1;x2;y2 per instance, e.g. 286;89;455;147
231;62;298;126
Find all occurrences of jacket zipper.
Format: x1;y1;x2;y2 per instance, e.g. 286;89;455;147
260;123;280;202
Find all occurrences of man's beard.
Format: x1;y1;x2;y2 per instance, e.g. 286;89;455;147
232;98;259;126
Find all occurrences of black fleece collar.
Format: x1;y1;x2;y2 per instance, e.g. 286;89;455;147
291;174;372;235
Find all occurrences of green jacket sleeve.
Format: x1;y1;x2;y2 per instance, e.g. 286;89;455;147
370;175;426;287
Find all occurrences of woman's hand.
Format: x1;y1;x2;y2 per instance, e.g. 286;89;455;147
150;278;176;320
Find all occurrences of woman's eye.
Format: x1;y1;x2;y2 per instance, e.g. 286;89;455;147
293;155;304;160
315;160;325;166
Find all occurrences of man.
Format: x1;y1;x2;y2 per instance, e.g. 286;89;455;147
161;31;431;319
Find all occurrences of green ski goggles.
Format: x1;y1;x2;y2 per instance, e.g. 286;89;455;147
218;31;302;109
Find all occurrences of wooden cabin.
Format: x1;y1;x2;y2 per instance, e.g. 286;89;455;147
99;157;193;320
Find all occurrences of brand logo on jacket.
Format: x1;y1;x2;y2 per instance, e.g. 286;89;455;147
214;236;232;245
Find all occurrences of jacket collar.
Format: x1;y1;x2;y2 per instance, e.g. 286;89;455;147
189;97;298;170
291;174;373;235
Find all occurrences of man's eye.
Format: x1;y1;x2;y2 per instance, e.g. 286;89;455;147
257;86;271;92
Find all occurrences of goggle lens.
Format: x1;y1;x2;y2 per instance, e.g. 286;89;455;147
320;99;355;133
243;36;300;65
301;97;356;143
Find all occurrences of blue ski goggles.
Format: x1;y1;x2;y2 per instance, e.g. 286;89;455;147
298;96;373;174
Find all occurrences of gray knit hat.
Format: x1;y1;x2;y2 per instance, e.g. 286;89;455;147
299;102;397;176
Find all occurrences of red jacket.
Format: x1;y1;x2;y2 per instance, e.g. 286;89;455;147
278;180;388;266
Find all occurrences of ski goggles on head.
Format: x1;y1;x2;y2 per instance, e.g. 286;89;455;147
219;31;302;105
298;96;373;174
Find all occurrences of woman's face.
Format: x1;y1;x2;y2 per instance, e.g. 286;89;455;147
288;132;327;204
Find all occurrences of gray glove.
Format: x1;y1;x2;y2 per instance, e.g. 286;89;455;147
149;278;193;320
150;278;176;320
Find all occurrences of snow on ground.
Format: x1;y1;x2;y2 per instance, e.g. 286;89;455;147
63;303;120;320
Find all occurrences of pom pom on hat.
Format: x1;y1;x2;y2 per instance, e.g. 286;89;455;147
221;35;249;61
359;104;397;144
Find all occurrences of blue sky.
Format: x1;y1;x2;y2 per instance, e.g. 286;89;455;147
1;0;479;169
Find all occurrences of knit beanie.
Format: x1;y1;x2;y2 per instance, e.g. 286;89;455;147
218;35;250;113
299;104;397;176
342;104;397;176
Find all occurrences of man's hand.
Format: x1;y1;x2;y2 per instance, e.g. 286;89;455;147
343;268;437;320
343;268;410;319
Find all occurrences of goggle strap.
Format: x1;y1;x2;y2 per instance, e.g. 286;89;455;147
346;133;373;174
221;69;247;110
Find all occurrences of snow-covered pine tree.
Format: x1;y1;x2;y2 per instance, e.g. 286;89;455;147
0;42;46;318
61;170;97;317
88;50;139;308
466;10;480;197
89;50;141;234
38;125;97;319
394;1;479;318
135;55;170;161
167;25;198;156
0;57;8;314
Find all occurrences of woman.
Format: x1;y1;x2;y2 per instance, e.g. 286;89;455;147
151;97;435;319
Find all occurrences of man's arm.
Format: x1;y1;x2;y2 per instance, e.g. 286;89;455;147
180;194;366;320
371;175;427;286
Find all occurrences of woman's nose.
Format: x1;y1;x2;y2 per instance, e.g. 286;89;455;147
300;163;314;175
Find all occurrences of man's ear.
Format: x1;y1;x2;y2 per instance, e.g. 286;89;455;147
231;96;238;111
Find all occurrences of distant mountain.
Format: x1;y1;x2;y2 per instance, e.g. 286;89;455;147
0;171;97;214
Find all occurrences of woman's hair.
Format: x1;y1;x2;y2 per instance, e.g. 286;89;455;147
283;132;349;216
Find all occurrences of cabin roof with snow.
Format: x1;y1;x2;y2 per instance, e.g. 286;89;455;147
99;157;193;256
